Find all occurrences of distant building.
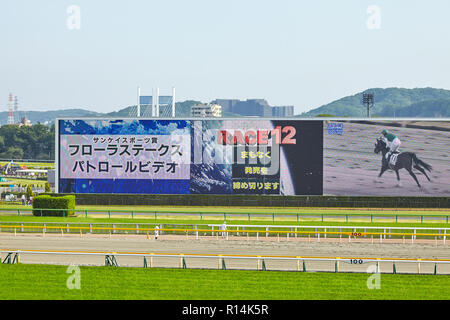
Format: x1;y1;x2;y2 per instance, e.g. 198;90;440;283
191;104;222;117
18;117;32;127
211;99;293;117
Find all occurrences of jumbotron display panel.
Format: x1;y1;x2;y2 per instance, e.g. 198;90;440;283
56;119;449;196
57;119;323;195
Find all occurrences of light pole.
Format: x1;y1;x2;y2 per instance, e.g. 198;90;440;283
362;93;374;117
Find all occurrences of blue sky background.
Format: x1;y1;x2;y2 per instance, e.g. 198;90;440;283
1;1;450;114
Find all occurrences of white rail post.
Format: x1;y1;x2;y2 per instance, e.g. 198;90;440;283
266;227;269;238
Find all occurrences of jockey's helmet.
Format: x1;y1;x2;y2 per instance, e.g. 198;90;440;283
381;129;387;136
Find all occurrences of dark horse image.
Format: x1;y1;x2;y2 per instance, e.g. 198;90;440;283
373;138;432;188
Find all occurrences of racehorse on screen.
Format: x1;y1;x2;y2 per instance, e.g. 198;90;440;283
373;138;432;188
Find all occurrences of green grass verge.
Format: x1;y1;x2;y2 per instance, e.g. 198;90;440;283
0;161;54;169
1;203;448;215
0;264;449;300
0;178;46;187
0;214;449;229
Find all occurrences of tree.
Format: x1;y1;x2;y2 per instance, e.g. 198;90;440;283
26;185;34;200
0;123;54;160
45;181;51;193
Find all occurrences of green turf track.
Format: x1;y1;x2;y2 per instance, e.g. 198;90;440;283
1;264;449;300
0;204;448;226
0;214;449;230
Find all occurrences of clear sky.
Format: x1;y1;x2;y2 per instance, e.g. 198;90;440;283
1;0;450;114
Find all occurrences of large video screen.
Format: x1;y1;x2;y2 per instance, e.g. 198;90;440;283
57;118;449;196
323;120;449;196
57;119;323;195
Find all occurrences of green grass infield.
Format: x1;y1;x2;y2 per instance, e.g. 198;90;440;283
0;264;449;300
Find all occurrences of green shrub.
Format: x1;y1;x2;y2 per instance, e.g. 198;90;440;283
32;195;76;217
45;181;51;193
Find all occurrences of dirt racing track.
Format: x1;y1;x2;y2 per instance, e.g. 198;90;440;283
1;232;450;274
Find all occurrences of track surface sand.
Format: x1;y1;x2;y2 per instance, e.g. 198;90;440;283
1;233;449;274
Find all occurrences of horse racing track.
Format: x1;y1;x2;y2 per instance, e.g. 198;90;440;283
1;202;449;300
1;229;449;274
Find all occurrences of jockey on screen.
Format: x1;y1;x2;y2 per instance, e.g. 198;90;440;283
381;129;401;160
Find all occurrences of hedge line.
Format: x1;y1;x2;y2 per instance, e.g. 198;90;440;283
41;193;449;208
32;195;76;217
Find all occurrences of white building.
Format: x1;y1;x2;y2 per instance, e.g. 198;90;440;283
191;103;222;117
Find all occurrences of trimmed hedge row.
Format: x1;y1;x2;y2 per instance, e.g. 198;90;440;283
32;195;76;217
41;193;449;208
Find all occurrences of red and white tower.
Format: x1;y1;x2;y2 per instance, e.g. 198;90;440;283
7;93;14;125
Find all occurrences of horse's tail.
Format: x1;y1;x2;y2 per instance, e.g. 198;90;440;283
412;153;432;172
